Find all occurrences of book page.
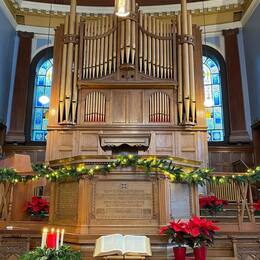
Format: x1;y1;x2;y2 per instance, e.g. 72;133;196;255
93;234;124;257
124;235;152;256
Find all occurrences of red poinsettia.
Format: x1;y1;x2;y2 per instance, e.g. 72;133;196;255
186;216;219;248
160;219;190;246
253;200;260;211
199;195;228;216
25;196;49;218
160;216;219;248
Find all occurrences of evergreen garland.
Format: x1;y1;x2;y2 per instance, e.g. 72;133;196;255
0;154;260;185
19;246;81;260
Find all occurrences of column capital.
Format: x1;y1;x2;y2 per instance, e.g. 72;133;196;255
17;31;34;39
223;28;239;37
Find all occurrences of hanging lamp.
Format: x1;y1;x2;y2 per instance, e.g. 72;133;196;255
114;0;130;17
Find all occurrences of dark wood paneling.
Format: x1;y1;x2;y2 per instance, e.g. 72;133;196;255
3;145;46;163
0;123;6;158
252;121;260;165
6;32;34;143
208;145;254;172
28;0;203;6
223;29;250;143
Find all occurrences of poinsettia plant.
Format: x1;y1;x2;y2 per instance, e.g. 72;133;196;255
253;200;260;212
185;216;219;248
199;195;228;216
160;219;190;246
25;196;49;218
160;216;219;248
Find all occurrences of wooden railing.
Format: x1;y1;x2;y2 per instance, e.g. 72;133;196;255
206;171;258;231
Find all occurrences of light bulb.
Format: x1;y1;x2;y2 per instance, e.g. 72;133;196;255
39;95;50;105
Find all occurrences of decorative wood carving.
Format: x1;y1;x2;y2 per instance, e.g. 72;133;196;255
99;133;150;151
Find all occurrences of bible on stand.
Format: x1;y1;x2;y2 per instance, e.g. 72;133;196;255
93;234;152;258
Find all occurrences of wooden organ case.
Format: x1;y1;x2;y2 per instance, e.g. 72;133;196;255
45;1;208;258
46;0;207;162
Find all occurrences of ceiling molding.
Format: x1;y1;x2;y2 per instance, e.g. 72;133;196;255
17;0;245;15
0;0;17;29
16;24;55;35
241;0;260;26
201;21;242;34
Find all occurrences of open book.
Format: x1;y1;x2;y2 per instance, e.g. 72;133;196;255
93;234;152;257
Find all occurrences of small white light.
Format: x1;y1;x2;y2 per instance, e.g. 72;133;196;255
6;226;14;230
39;95;50;105
115;0;130;17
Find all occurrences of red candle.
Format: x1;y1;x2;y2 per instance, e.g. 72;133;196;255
46;228;57;249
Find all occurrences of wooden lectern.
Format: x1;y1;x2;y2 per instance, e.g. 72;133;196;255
0;154;34;221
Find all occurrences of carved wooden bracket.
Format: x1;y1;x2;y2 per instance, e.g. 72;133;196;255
99;134;151;151
177;34;195;45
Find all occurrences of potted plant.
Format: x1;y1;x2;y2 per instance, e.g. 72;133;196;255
160;220;189;260
186;216;219;260
25;196;49;220
199;195;228;216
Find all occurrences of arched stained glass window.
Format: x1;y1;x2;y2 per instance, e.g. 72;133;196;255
203;55;225;142
31;58;53;142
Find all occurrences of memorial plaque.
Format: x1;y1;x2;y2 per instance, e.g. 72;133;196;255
170;183;191;219
94;181;153;220
55;182;78;221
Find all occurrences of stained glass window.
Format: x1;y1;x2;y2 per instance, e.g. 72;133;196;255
203;55;225;142
31;58;53;142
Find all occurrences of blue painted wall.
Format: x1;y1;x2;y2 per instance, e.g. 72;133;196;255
243;5;260;124
0;6;16;125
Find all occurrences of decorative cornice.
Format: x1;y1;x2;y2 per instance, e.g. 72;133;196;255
14;0;245;15
16;24;55;35
201;21;242;34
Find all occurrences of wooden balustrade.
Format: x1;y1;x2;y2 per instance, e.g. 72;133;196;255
205;172;258;232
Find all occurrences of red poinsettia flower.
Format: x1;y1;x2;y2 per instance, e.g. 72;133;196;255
159;226;169;235
254;200;260;211
199;195;228;216
25;196;49;218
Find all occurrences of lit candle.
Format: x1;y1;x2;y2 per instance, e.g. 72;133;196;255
46;228;57;249
56;229;60;250
41;228;48;249
60;229;65;247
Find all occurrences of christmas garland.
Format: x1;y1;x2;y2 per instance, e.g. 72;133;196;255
20;245;81;260
0;154;260;185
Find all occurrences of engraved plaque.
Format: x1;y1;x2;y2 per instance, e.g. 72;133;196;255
94;181;153;220
170;183;191;219
55;182;78;221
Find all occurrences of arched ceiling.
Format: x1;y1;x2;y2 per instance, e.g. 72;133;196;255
26;0;207;6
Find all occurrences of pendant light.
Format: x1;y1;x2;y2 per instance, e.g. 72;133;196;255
114;0;130;17
39;3;52;106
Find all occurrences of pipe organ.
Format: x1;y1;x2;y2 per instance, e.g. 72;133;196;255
149;92;170;123
47;0;206;161
55;0;197;124
85;92;106;122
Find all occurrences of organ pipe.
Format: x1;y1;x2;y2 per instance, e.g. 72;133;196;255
181;0;191;123
188;13;196;123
